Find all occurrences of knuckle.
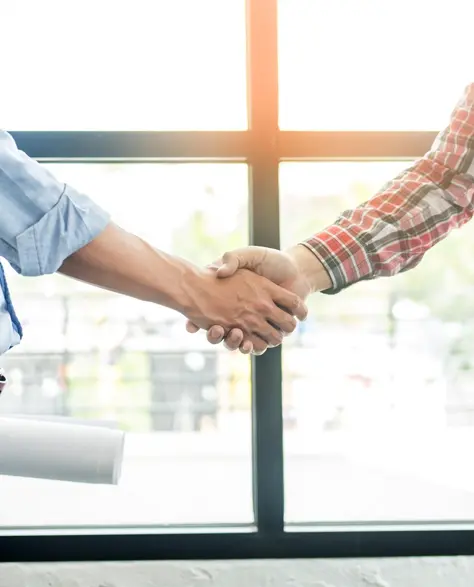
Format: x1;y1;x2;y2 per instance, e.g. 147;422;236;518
245;313;261;330
278;315;296;333
272;331;284;345
257;299;272;314
289;295;300;312
222;251;232;262
263;328;282;346
284;317;297;332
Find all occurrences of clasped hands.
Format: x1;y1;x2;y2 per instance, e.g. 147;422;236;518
184;245;317;355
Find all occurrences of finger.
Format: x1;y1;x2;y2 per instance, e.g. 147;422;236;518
269;284;308;321
249;335;268;356
216;251;241;278
250;319;284;347
266;307;297;335
206;325;226;344
239;339;253;354
186;321;200;334
223;329;244;351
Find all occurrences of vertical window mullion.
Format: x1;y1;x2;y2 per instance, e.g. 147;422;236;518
246;0;284;534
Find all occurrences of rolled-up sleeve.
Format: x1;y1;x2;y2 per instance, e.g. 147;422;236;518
0;131;110;276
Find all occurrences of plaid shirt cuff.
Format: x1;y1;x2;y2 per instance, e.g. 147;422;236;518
301;225;374;295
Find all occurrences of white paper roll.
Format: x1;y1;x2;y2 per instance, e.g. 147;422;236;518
0;417;125;485
6;414;119;429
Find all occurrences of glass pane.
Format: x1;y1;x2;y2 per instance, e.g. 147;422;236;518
281;161;474;523
0;163;252;527
2;1;246;130
279;0;472;130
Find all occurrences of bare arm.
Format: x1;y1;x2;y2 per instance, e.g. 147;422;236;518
59;223;195;314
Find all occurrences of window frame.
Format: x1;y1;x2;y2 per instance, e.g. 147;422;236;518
3;0;473;563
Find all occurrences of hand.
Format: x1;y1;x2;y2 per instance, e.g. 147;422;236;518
214;246;313;298
186;245;330;353
185;265;308;354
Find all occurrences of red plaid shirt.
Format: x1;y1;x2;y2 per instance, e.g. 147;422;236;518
303;83;474;294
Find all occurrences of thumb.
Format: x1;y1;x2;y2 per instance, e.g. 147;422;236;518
216;247;266;278
216;251;243;278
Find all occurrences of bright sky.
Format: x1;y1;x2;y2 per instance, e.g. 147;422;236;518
1;0;472;131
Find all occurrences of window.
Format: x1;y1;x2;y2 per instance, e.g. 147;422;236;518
278;0;472;130
1;164;251;527
1;0;474;563
1;1;247;130
281;163;474;523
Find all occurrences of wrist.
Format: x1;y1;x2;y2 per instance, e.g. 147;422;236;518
286;244;332;294
155;256;202;316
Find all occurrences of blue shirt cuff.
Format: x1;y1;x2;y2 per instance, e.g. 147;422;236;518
15;184;110;276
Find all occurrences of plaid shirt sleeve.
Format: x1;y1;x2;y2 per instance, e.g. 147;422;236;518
302;83;474;294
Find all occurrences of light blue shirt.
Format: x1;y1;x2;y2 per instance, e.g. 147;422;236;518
0;130;110;355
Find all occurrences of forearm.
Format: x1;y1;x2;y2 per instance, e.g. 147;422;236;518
301;83;474;294
59;223;197;315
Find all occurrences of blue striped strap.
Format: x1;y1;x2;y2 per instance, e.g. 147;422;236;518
0;260;23;342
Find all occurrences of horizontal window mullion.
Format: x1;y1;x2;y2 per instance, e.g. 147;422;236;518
9;131;252;160
1;527;474;561
279;131;437;160
9;130;438;161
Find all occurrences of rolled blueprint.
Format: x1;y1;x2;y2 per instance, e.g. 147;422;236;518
6;414;119;429
0;417;125;484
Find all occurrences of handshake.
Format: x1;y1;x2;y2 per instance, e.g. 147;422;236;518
182;244;332;355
